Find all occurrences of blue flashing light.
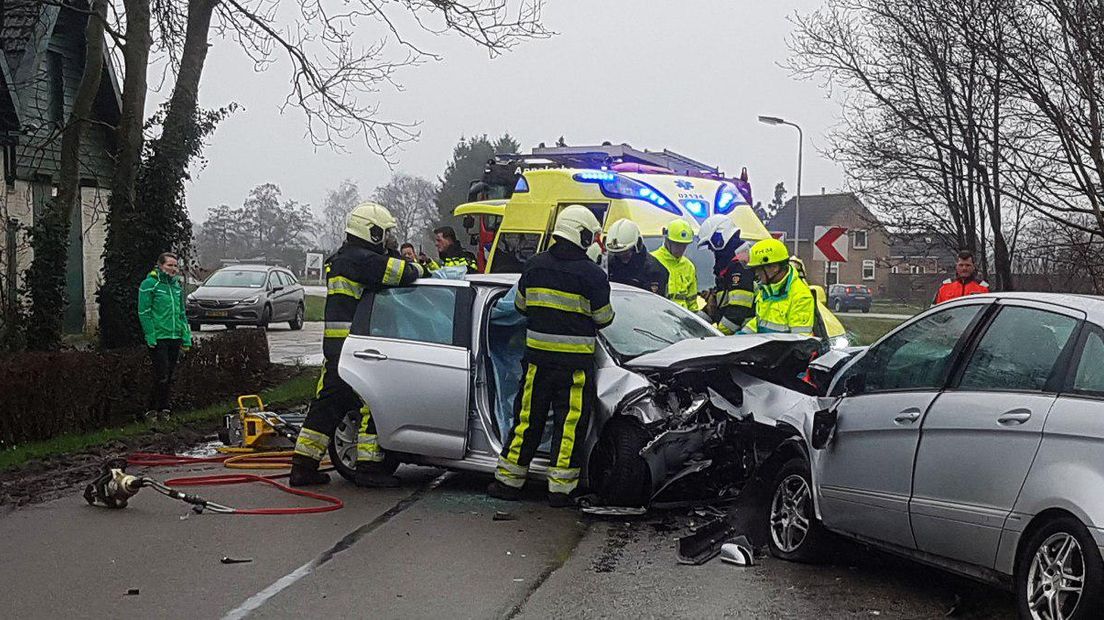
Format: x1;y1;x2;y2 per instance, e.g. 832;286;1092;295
574;170;617;182
514;175;530;193
714;183;740;215
683;199;709;218
573;171;679;215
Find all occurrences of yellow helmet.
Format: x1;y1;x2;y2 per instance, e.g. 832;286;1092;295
346;201;396;244
748;238;790;267
664;219;695;245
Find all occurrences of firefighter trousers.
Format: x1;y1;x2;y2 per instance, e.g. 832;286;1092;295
496;362;596;495
293;364;383;465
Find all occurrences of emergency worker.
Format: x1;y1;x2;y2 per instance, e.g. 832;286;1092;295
487;205;614;507
651;219;698;309
744;238;815;336
289;202;425;488
933;250;990;305
606;218;668;297
433;226;478;273
697;215;755;334
401;242;439;271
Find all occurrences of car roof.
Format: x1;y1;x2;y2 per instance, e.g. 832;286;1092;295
461;273;646;294
217;264;273;272
941;291;1104;321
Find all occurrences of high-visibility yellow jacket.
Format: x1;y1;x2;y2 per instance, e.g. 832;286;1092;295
746;264;816;336
651;245;698;310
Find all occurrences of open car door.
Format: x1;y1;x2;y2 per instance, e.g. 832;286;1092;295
339;280;473;459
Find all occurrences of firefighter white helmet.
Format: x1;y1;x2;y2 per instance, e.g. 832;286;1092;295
345;201;396;245
697;215;741;252
552;205;602;249
605;218;642;255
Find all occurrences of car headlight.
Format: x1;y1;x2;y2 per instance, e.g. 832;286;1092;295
832;336;851;349
241;296;260;305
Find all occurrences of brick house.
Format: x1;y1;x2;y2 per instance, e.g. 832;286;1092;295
766;192;892;295
0;1;121;333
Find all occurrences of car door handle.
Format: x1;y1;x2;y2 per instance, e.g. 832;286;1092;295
894;409;922;424
997;410;1032;425
353;350;388;361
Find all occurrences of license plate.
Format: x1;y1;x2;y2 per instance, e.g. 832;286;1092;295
208;310;229;317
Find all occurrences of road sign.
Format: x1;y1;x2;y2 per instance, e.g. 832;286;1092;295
813;226;848;262
305;252;324;272
770;231;787;241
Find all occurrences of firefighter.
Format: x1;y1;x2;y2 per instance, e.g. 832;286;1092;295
651;219;698;310
933;249;990;305
487;205;615;508
289;202;425;488
433;226;479;273
606;218;669;297
696;215;755;335
744;238;816;337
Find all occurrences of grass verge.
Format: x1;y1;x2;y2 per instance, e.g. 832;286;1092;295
870;301;927;316
0;368;320;472
305;295;325;322
840;316;907;346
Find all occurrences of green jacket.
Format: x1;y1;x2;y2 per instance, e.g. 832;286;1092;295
138;269;192;347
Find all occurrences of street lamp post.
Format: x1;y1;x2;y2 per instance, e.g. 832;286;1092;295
758;116;803;258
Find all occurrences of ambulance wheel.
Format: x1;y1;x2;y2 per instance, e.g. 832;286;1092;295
329;409;400;482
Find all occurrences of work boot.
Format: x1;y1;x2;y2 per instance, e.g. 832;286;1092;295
547;492;575;508
486;480;521;501
354;462;400;488
288;455;330;487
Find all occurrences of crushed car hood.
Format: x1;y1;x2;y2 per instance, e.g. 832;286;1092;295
623;334;821;372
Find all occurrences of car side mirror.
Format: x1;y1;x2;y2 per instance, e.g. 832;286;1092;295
811;406;838;450
462;215;475;230
271;285;284;293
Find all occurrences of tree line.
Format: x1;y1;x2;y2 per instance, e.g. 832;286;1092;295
790;0;1104;292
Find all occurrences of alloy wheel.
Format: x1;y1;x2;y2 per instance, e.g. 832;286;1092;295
332;411;360;471
1027;532;1086;620
770;473;812;553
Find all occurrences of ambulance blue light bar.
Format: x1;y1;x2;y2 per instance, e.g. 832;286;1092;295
573;172;680;216
714;184;739;215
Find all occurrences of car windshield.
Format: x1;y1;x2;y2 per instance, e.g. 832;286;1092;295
602;289;717;359
205;269;267;288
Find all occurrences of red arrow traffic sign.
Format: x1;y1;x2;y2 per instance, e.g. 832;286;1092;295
814;225;848;262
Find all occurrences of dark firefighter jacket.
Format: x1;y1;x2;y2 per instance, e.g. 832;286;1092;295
609;250;669;298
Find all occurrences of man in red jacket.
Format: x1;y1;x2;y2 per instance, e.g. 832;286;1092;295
934;250;990;305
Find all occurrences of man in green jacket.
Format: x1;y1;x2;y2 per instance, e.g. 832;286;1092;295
138;252;192;420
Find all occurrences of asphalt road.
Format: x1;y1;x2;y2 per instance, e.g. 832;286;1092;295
0;461;1016;619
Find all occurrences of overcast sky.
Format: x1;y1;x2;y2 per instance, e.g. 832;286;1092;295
178;1;845;221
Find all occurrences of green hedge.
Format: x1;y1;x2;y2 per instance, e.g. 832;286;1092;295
0;329;270;447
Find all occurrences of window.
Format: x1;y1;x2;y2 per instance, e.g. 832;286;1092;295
489;232;541;274
601;290;716;359
891;265;900;274
47;52;64;126
360;286;459;346
824;261;839;285
1073;328;1104;396
959;307;1078;392
909;265;924;275
205;269;266;288
283;272;299;285
839;304;983;394
862;259;876;281
853;230;868;250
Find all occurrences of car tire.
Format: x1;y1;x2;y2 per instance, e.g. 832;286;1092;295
328;409;400;483
588;418;651;507
258;304;272;330
1016;516;1104;620
861;306;870;314
767;458;828;563
289;304;305;331
189;321;202;332
833;299;844;313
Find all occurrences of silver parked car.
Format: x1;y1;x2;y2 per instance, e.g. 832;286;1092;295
186;264;305;331
767;293;1104;620
329;274;821;508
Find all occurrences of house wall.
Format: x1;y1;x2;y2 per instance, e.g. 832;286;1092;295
793;208;891;295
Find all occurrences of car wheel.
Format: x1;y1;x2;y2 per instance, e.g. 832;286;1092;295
861;305;870;314
833;299;843;313
1016;516;1104;620
189;321;202;332
767;458;828;563
225;324;237;330
588;418;651;507
328;409;400;483
258;304;272;330
289;304;305;331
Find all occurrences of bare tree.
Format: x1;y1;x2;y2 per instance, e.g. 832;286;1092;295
319;179;361;254
372;173;439;248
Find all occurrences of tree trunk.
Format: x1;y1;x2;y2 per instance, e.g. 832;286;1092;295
25;0;107;350
161;0;218;150
98;0;153;349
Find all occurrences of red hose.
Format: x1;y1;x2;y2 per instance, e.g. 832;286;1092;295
126;452;343;515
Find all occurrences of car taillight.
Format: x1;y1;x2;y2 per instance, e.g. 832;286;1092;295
846;287;854;294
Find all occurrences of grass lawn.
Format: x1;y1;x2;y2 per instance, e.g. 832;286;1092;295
305;295;325;322
840;315;906;346
870;300;927;316
0;368;320;471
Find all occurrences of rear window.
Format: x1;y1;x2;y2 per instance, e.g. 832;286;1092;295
490;233;541;274
353;287;461;346
1073;328;1104;397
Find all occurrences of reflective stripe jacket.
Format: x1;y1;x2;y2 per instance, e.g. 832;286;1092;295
746;264;815;336
933;277;990;305
609;250;669;298
713;257;756;335
322;241;424;364
516;241;614;368
651;245;697;310
138;269;192;347
439;244;478;274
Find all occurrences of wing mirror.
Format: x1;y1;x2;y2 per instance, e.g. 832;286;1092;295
271;285;284;293
811;406;838;450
